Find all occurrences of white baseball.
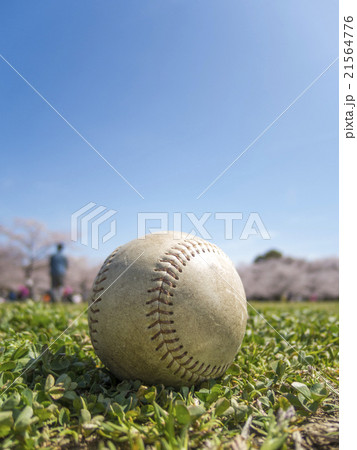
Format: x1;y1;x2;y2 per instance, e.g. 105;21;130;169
88;232;247;387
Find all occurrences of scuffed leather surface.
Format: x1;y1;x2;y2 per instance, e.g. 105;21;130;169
88;232;247;387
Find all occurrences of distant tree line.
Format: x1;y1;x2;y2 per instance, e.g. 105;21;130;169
238;250;338;301
1;219;339;302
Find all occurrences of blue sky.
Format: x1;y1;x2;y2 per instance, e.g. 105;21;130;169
0;0;338;265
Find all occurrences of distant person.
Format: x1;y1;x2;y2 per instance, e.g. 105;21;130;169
50;243;68;302
17;285;30;300
8;290;17;301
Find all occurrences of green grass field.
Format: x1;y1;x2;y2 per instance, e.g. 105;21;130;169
0;301;338;449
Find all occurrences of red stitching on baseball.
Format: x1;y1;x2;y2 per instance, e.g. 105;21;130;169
146;297;173;306
92;286;104;294
148;238;232;383
95;276;107;285
172;244;196;260
165;251;188;265
174;351;188;360
146;309;173;317
159;258;182;272
167;360;174;369
201;364;211;375
154;267;179;280
151;329;176;341
147;319;174;329
147;286;174;296
88;247;120;350
186;360;199;371
155;338;180;351
151;277;177;287
180;369;188;379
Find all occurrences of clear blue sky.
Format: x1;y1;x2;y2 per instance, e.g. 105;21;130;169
0;0;338;265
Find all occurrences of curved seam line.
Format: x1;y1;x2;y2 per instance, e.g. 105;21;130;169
147;238;231;381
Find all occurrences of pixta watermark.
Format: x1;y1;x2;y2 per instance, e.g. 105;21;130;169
71;202;117;250
71;205;270;249
137;212;270;240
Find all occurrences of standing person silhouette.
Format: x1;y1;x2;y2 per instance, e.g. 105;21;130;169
50;243;68;302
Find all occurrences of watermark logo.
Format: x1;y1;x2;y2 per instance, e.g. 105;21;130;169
71;206;270;248
71;202;117;249
137;212;270;240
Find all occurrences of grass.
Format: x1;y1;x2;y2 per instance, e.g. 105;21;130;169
0;301;338;449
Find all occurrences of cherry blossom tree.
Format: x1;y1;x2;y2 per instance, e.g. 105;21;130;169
0;218;101;299
238;255;338;300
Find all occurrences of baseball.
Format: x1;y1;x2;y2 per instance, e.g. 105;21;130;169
88;232;248;387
